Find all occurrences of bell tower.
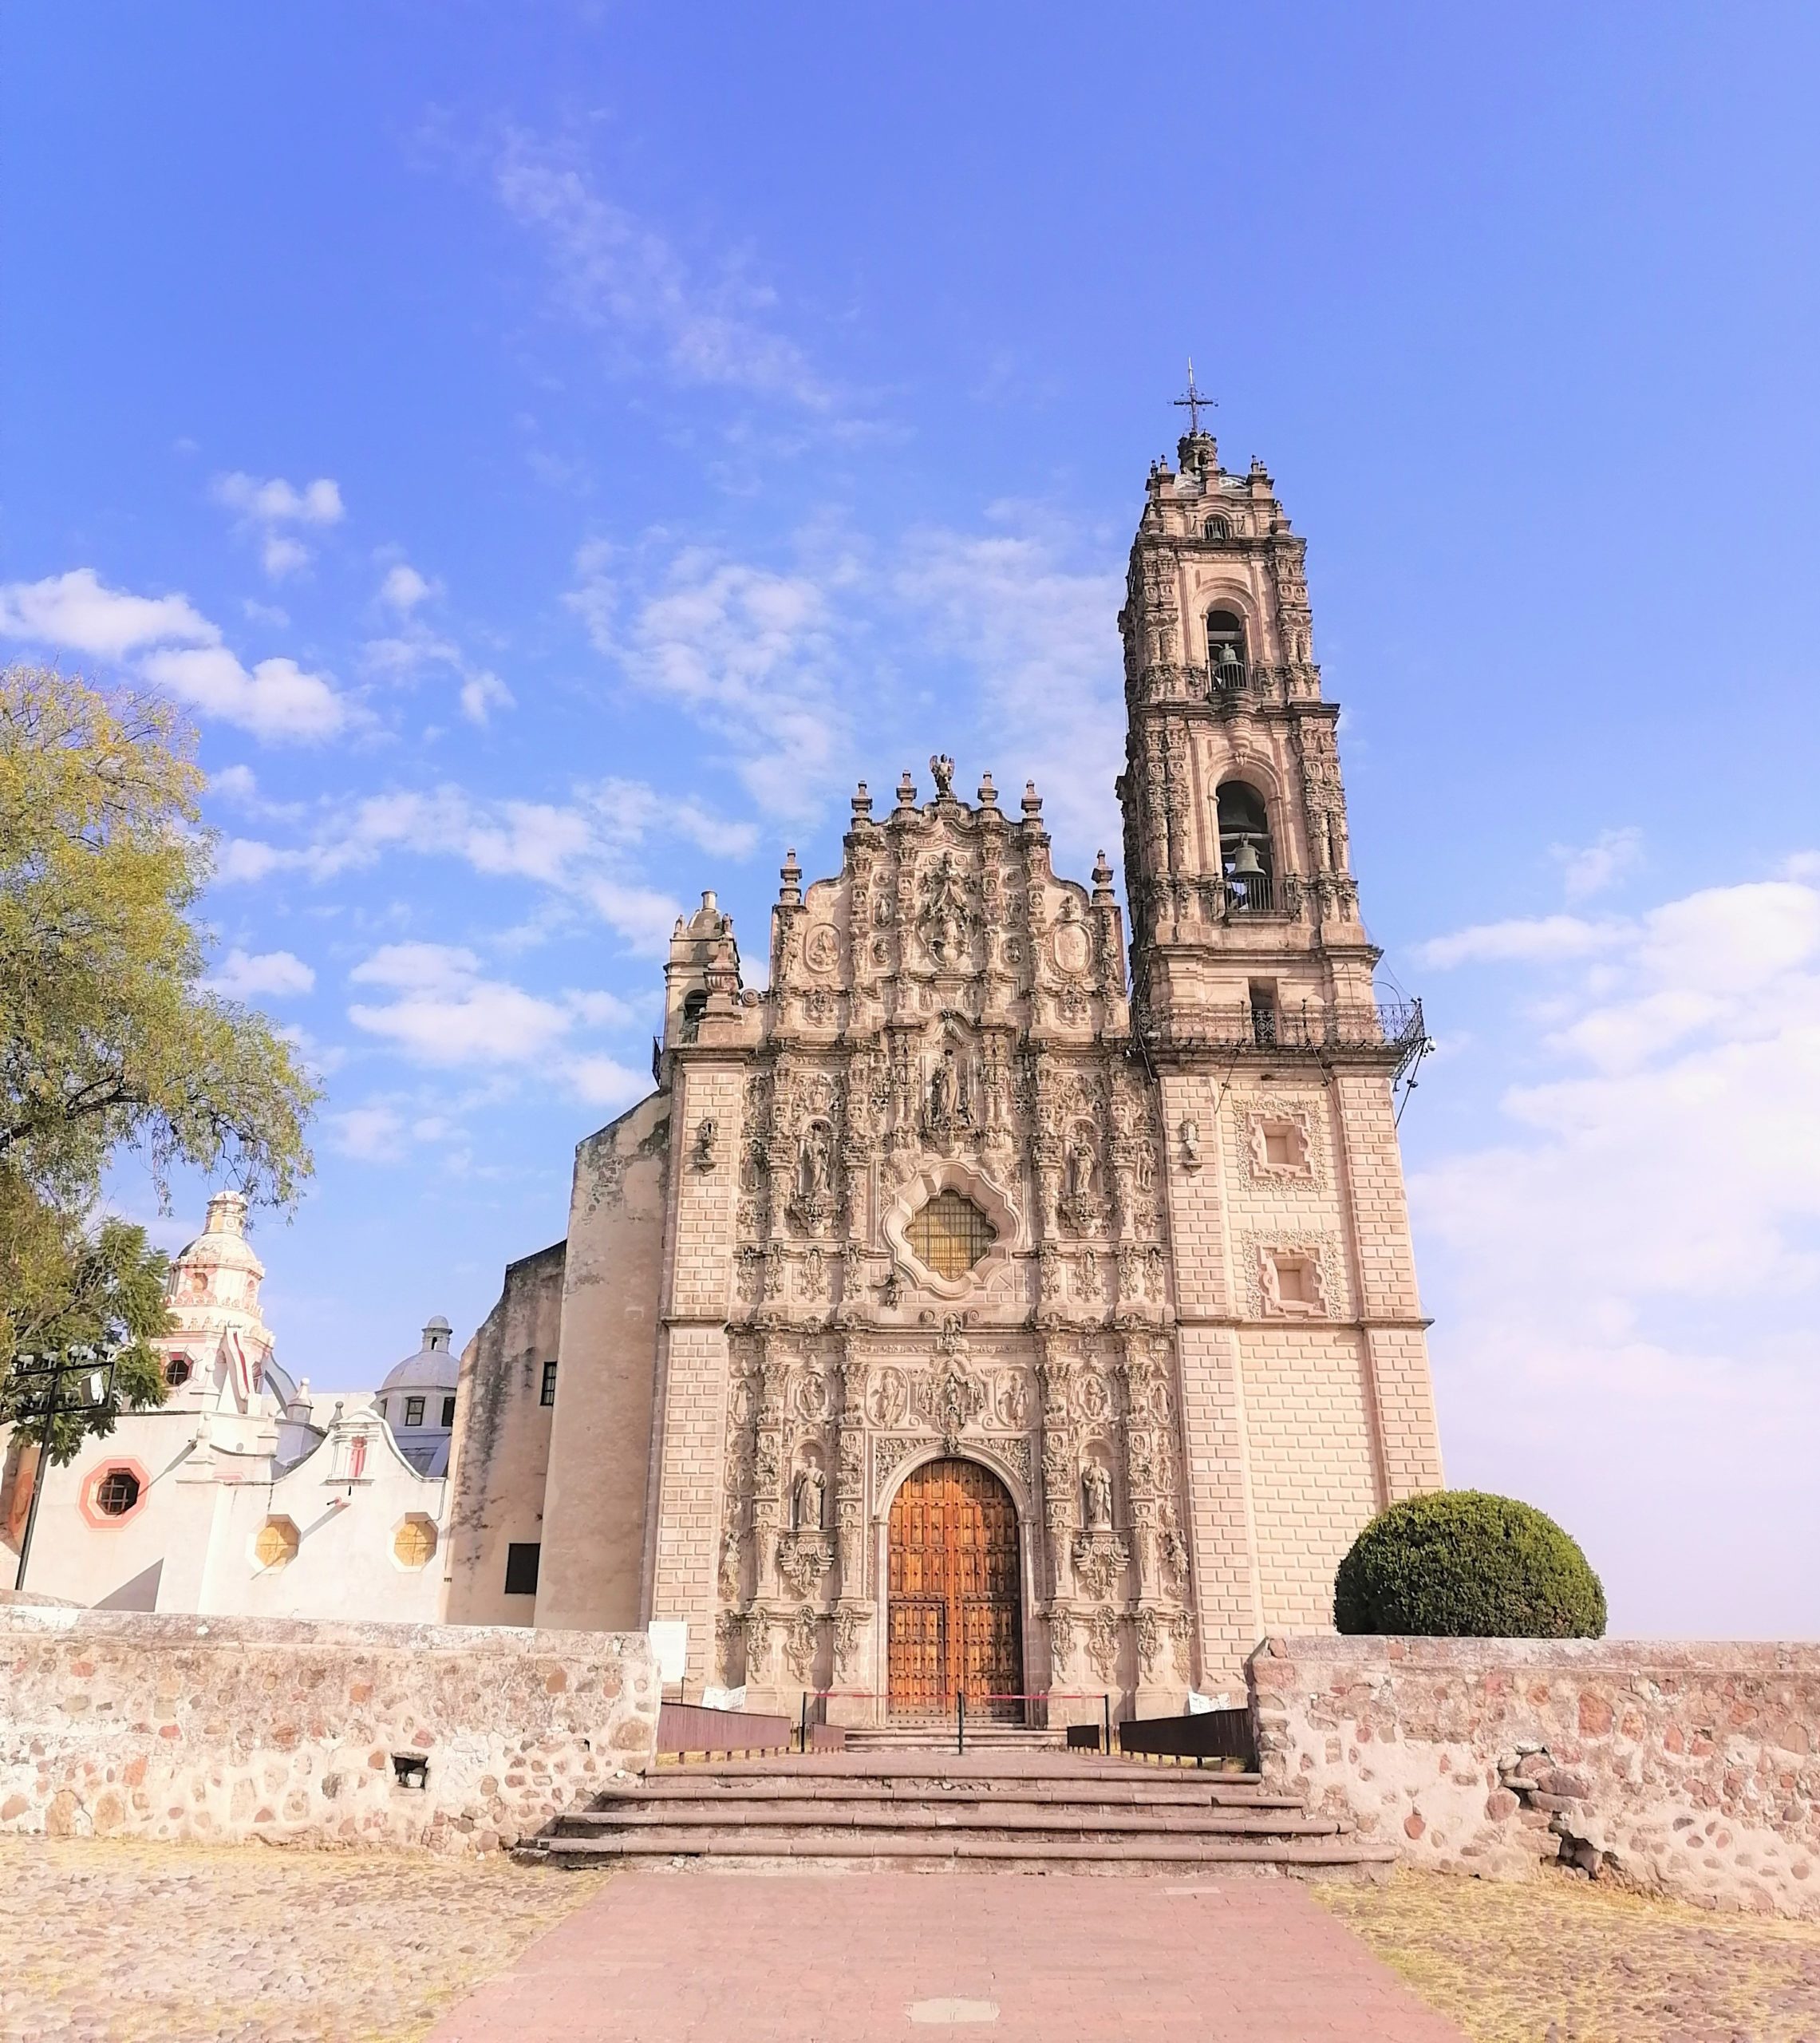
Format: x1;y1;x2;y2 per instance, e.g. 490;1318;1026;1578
1116;399;1445;1682
1115;417;1377;1043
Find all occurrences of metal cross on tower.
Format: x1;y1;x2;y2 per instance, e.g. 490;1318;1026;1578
1174;358;1215;434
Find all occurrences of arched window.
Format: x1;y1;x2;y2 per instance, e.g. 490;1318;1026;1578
1203;516;1230;540
1217;782;1275;914
1206;609;1246;692
681;988;707;1041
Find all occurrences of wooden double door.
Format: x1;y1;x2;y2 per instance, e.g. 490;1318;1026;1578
886;1456;1024;1721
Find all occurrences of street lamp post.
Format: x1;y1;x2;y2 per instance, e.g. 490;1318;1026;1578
9;1350;117;1593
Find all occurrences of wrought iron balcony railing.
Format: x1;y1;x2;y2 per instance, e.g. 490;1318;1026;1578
1139;996;1428;1079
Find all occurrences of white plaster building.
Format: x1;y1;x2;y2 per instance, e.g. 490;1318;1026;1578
0;1192;454;1621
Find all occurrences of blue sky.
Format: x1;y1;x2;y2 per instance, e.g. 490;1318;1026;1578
5;4;1818;1636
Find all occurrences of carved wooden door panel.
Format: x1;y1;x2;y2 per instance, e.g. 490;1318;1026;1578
887;1457;1023;1720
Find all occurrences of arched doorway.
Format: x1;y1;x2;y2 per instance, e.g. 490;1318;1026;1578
886;1456;1024;1721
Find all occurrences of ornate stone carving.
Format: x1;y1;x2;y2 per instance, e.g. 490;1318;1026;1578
918;852;973;969
782;1606;819;1679
792;1464;826;1530
872;1434;923;1488
1072;1529;1130;1602
776;1531;834;1597
1244;1232;1344;1319
1085;1606;1121;1679
833;1602;869;1674
866;1366;910;1428
1235;1095;1324;1187
1047;1603;1076;1665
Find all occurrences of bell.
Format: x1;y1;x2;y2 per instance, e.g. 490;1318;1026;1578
1230;840;1265;879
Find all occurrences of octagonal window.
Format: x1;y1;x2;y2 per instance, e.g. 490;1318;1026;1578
94;1468;141;1516
253;1516;299;1571
906;1190;996;1281
393;1515;438;1570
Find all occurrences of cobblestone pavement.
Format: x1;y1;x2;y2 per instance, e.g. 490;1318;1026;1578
428;1867;1467;2041
1321;1867;1820;2041
0;1836;610;2043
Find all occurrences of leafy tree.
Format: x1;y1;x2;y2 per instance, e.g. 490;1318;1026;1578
0;665;318;1449
1333;1490;1607;1638
1;1184;169;1464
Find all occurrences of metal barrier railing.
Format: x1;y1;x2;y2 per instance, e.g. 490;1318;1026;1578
800;1689;1118;1755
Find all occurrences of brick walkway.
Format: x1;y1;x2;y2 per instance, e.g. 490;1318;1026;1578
428;1870;1467;2042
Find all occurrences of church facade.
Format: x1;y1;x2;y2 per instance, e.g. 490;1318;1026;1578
444;425;1444;1722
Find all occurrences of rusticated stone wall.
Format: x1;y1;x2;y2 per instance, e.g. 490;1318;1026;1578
1248;1635;1820;1919
0;1606;657;1855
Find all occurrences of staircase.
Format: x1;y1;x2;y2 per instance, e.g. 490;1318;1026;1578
531;1750;1396;1879
839;1721;1067;1753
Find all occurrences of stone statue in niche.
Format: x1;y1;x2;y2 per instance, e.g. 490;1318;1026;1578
920;853;971;967
794;1465;826;1531
691;1117;718;1172
798;1120;832;1199
1058;1130;1099;1234
926;1041;972;1134
1082;1461;1114;1531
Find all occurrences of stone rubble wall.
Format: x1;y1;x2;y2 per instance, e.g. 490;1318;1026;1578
1248;1635;1820;1919
0;1606;657;1855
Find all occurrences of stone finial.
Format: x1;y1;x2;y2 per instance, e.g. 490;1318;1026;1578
1021;780;1043;821
977;772;998;808
779;850;802;906
851;781;872;823
1092;851;1115;903
895;770;917;809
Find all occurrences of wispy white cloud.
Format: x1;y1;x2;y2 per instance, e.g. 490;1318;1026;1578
1554;825;1644;902
212;776;752;953
212;473;345;526
894;511;1124;863
0;567;359;744
459;669;515;725
211;471;345;581
495;135;834;411
359;566;515;726
141;644;354;745
346;942;644;1101
1411;862;1820;1634
568;539;855;817
1419;913;1632;969
207;947;316;1000
378;563;436;613
0;567;219;659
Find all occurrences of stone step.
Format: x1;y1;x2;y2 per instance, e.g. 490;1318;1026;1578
601;1776;1303;1810
645;1751;1265;1785
538;1829;1397;1870
557;1801;1344;1838
842;1726;1068;1748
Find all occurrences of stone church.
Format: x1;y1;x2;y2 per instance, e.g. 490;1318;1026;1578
444;421;1444;1725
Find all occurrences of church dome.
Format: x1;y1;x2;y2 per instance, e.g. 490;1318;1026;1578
379;1316;460;1399
377;1317;460;1476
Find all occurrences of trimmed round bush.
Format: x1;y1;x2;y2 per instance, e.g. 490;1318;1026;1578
1333;1490;1606;1638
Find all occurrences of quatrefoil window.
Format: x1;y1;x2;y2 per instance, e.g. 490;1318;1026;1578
906;1190;996;1280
